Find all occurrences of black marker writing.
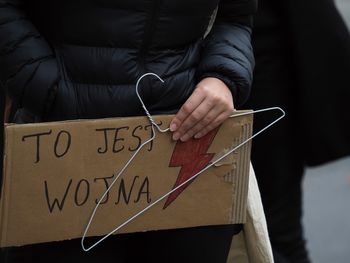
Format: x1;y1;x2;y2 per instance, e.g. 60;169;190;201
74;179;90;206
22;129;72;163
44;175;152;213
22;130;52;163
45;179;72;213
94;174;114;204
54;130;71;158
116;176;140;205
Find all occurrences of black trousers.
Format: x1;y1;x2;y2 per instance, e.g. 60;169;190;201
1;225;241;263
244;31;311;263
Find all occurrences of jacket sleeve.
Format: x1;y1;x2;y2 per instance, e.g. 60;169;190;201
196;0;257;107
0;0;59;116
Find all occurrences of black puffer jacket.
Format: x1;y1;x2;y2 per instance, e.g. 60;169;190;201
0;0;256;121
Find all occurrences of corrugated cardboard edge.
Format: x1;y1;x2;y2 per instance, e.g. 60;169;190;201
227;165;274;263
0;124;14;247
224;117;253;224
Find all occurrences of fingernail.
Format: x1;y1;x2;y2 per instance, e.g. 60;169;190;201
172;133;180;141
170;123;177;132
180;135;188;142
194;133;202;139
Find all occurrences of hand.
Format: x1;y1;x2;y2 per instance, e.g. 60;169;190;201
170;77;235;142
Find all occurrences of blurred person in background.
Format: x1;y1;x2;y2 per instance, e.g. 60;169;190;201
244;0;350;262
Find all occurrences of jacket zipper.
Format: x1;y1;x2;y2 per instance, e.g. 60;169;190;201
139;0;162;68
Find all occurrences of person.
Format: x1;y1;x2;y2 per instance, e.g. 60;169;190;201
244;0;350;262
0;0;257;262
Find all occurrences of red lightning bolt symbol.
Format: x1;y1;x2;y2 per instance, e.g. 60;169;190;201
163;127;220;209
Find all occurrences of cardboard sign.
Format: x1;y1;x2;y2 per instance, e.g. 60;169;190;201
0;112;252;248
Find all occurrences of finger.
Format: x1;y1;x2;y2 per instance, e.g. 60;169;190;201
179;105;224;142
169;89;206;133
173;96;220;141
193;111;231;139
